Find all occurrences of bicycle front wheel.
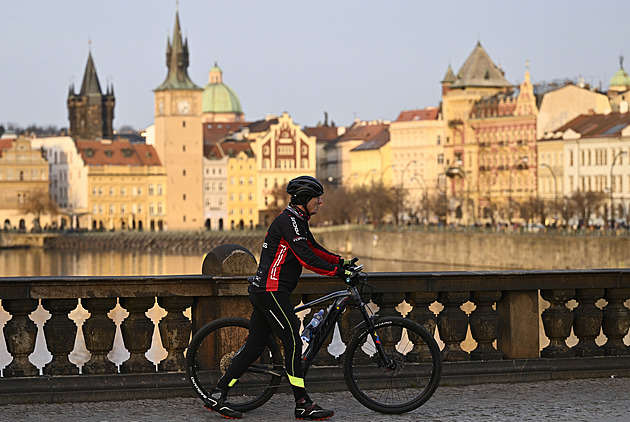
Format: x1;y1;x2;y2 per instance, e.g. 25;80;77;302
343;316;442;414
186;316;283;412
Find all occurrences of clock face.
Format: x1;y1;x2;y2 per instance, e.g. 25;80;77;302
177;100;191;115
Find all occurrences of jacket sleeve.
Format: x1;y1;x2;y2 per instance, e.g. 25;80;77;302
307;231;341;265
280;215;339;277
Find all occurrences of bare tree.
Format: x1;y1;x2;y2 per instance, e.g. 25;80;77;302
571;191;606;226
19;188;58;231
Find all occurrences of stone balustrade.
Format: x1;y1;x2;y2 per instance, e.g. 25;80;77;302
0;244;629;404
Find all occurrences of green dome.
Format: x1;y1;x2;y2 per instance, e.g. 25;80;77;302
202;64;243;115
610;66;630;88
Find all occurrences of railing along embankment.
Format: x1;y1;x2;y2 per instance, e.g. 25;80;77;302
0;244;629;405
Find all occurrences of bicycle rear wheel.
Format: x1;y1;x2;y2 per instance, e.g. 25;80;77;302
186;316;283;412
343;316;442;414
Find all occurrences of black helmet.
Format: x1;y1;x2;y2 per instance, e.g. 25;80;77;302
286;175;324;203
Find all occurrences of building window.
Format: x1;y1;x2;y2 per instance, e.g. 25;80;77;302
109;205;114;214
121;187;126;196
158;202;163;215
183;194;186;201
109;187;114;196
148;184;154;195
157;184;163;195
437;154;444;164
121;204;126;214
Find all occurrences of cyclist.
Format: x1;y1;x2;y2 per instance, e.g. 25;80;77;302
203;175;354;420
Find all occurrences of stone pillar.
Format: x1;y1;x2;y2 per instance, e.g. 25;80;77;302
602;288;630;356
2;299;39;377
470;290;503;360
572;288;605;357
195;244;258;332
42;298;79;375
158;296;194;372
497;290;539;359
541;289;575;358
437;291;470;361
120;297;156;373
82;298;118;374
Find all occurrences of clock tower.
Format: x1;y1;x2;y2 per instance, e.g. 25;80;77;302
154;9;203;230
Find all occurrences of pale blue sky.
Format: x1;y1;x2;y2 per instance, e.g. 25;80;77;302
1;0;629;131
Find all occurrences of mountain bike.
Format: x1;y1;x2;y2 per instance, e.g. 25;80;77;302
186;264;442;414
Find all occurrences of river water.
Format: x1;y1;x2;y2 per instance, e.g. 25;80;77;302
0;248;490;277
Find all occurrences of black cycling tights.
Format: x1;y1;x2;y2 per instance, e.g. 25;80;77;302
217;291;307;401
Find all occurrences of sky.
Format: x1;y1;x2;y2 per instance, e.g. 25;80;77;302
2;0;630;132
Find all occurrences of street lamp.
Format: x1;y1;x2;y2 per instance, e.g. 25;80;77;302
397;160;417;224
362;169;377;186
508;156;529;225
411;174;428;223
609;150;628;226
540;163;558;222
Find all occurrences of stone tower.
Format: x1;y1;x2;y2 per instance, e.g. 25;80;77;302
153;8;204;230
67;50;115;139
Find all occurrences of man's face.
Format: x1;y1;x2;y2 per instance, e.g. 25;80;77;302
306;196;323;215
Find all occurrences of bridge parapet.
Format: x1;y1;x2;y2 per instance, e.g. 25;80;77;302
0;245;629;404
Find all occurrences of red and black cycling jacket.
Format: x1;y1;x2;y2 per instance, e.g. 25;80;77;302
250;205;341;293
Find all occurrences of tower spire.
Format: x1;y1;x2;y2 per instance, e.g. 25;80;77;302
155;7;200;91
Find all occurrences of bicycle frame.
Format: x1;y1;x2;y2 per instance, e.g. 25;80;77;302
294;281;393;376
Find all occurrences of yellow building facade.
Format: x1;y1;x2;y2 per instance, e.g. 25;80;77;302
226;150;258;230
0;136;51;231
76;140;167;231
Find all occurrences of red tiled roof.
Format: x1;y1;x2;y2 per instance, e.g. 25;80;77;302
548;112;630;139
337;123;390;143
76;139;161;166
203;122;249;145
220;141;253;158
303;126;339;142
395;107;440;122
0;138;14;158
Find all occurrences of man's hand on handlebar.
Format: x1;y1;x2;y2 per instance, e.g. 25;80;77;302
341;257;359;270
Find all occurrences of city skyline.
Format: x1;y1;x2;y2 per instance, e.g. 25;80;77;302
1;0;629;131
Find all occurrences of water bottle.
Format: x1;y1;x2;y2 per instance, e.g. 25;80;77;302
300;310;324;342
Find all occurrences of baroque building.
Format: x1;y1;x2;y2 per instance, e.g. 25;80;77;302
67;50;115;140
76;139;166;231
153;9;204;230
0;136;51;231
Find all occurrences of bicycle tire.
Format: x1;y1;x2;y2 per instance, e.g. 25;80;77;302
343;316;442;414
186;316;283;412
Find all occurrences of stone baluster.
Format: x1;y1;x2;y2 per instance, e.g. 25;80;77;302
572;288;605;357
2;299;39;377
42;298;79;375
602;288;630;356
408;292;438;335
120;297;156;373
540;289;575;358
373;292;406;356
82;298;118;374
407;292;439;362
339;298;369;364
158;296;193;372
470;291;503;360
437;291;470;361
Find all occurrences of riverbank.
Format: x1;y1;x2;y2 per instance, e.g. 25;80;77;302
3;226;630;270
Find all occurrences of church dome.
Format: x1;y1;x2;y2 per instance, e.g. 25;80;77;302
610;57;630;89
202;63;243;115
